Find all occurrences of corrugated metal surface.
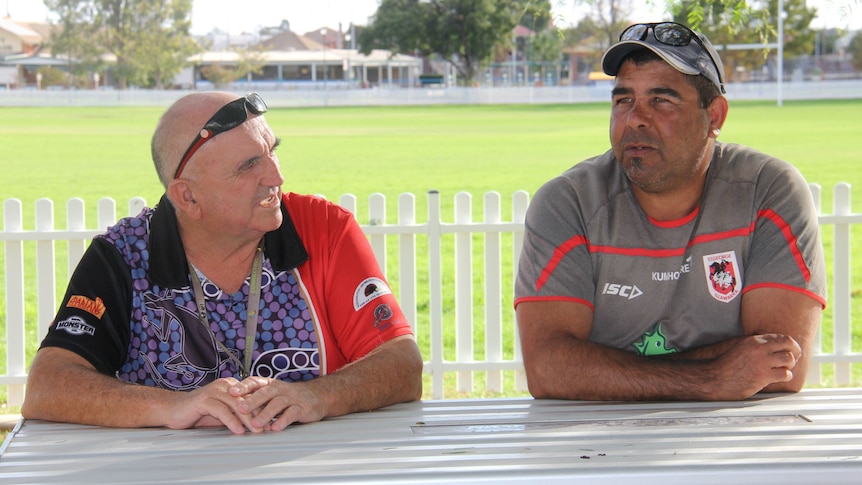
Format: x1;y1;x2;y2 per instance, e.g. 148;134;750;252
1;388;860;484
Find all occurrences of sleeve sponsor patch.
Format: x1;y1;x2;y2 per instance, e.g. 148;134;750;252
353;277;392;311
55;316;96;336
67;295;106;319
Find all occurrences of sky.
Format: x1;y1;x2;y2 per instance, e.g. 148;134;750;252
4;0;861;34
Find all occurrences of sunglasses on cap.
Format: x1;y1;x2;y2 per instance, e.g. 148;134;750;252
174;93;268;179
620;22;725;89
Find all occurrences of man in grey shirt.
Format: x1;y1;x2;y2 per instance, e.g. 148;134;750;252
515;22;826;401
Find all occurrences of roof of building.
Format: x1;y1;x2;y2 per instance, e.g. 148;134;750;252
0;17;43;44
256;30;323;51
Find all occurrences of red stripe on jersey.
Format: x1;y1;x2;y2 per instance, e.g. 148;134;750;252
647;206;699;228
535;235;588;291
534;208;811;292
514;295;594;311
743;282;827;308
589;245;685;258
755;209;812;283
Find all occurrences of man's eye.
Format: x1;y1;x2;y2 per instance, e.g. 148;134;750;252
239;159;259;172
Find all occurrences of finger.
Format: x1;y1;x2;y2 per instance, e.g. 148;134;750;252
229;376;270;397
269;405;303;432
205;401;250;435
769;367;794;384
772;349;798;368
756;334;801;357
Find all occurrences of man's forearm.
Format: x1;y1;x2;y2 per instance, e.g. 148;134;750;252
523;334;721;401
309;336;424;417
23;348;177;427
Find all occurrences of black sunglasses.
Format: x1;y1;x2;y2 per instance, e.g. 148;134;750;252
620;22;724;87
174;93;268;179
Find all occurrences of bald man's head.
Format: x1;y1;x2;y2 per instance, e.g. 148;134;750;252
151;92;239;187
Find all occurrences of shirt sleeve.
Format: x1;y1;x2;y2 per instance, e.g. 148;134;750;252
743;161;827;306
514;176;596;309
292;197;414;367
38;237;132;374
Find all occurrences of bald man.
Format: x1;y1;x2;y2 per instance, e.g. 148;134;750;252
23;92;423;434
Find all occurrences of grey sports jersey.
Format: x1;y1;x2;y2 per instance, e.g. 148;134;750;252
515;142;826;355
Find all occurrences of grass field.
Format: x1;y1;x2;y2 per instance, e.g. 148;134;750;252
1;99;861;406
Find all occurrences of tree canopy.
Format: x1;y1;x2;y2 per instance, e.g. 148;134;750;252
45;0;201;89
358;0;553;85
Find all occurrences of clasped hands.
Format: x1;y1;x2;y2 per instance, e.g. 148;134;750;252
166;376;324;434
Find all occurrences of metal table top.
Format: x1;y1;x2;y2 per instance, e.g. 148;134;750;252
2;388;861;484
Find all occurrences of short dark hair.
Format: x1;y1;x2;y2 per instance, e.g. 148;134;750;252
622;48;721;108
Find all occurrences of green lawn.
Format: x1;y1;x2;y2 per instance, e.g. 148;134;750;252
1;100;861;404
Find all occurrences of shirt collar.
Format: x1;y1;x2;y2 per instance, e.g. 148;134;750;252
149;194;309;288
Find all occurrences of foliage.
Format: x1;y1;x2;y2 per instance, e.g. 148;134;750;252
199;45;268;88
669;0;816;81
44;0;202;89
44;0;106;86
359;0;552;85
850;31;862;70
518;0;555;31
35;66;70;87
525;29;564;80
580;0;636;48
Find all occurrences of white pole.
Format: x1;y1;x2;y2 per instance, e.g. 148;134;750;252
778;0;784;106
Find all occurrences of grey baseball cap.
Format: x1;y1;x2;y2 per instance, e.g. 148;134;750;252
601;23;726;94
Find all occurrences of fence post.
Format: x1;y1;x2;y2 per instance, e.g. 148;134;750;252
67;198;87;278
807;184;823;385
4;199;26;406
484;192;503;393
398;193;417;332
368;193;387;271
338;194;357;216
427;191;444;399
97;197;117;233
512;190;530;391
833;183;852;384
35;199;56;340
454;192;473;393
129;197;147;217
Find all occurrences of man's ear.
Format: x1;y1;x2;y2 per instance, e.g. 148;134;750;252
167;179;202;219
707;95;729;138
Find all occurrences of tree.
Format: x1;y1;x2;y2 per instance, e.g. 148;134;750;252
45;0;201;89
359;0;549;85
199;45;268;89
669;0;816;81
131;0;200;89
44;0;105;88
526;29;563;82
850;31;862;70
581;0;635;49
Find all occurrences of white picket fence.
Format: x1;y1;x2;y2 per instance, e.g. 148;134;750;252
1;185;860;406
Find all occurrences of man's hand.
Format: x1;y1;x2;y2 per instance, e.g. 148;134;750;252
707;333;802;400
159;377;265;434
228;377;326;431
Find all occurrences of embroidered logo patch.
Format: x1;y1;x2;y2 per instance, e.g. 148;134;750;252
55;316;96;336
353;277;392;310
702;251;742;303
373;303;394;331
67;295;106;319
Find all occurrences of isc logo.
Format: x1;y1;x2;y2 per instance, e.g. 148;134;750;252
601;283;643;300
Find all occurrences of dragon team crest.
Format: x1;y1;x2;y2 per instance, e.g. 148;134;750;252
702;251;742;302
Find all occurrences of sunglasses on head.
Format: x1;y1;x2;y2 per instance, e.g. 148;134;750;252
174;93;268;179
620;22;724;87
